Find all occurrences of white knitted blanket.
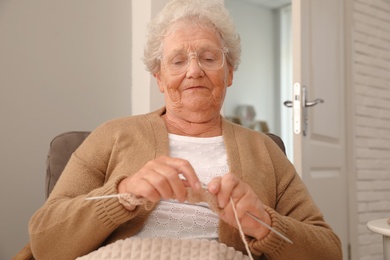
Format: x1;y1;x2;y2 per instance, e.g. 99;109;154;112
77;237;250;260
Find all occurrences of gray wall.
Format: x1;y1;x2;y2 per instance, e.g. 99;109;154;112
0;1;132;259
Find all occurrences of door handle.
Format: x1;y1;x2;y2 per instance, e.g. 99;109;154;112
283;100;293;107
283;98;324;108
283;83;324;136
305;98;324;107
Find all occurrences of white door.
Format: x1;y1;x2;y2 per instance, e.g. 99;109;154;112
291;0;349;259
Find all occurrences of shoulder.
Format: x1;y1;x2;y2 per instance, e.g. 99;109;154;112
79;108;166;149
95;107;166;135
222;118;287;161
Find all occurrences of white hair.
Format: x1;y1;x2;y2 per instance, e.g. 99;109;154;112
143;0;241;74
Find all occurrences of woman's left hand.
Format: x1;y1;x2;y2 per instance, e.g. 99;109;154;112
207;173;271;241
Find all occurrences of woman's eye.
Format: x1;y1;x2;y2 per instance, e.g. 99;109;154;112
200;52;217;62
170;55;187;66
200;56;216;64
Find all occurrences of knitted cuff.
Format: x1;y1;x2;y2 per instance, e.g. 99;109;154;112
95;175;137;228
248;206;288;255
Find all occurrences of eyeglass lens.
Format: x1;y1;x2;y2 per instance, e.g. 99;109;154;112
162;48;225;74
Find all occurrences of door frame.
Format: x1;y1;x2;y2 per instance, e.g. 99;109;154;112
344;0;358;258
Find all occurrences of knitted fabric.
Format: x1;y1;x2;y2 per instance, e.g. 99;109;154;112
76;237;250;260
77;188;251;260
118;193;153;210
185;186;222;214
118;187;222;214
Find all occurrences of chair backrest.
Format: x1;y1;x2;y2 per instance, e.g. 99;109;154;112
45;131;286;198
46;131;91;197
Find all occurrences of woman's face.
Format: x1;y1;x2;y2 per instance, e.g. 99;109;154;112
155;23;234;123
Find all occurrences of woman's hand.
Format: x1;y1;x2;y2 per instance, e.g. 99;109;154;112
207;173;271;241
118;156;202;205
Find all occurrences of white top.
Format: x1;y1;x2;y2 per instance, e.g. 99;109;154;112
367;218;390;237
133;134;229;240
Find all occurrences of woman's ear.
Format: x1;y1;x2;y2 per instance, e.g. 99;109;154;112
227;66;234;87
154;72;165;93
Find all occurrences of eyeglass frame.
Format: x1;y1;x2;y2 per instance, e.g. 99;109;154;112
158;47;229;75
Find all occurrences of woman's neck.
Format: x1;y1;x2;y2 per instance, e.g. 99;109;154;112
162;113;222;137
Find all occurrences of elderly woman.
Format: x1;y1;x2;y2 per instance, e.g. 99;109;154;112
23;0;342;259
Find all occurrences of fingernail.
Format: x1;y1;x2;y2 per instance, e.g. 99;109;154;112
195;182;202;190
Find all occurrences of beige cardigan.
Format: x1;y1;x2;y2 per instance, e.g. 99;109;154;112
28;108;342;260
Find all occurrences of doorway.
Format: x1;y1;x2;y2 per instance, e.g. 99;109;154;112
224;0;293;160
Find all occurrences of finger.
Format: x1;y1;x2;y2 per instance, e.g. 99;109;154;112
233;191;257;219
138;162;187;202
156;169;188;202
122;164;178;201
122;156;199;202
163;157;201;191
208;177;222;194
131;178;164;202
145;157;195;201
142;171;175;200
217;174;240;208
221;193;260;229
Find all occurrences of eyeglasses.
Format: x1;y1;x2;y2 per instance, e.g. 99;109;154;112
160;47;228;75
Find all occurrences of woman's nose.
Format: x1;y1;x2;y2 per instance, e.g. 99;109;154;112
186;57;204;78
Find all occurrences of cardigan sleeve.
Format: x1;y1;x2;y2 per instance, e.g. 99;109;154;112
246;136;342;259
28;121;146;260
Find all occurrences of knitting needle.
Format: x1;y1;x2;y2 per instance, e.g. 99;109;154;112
85;194;121;200
85;182;207;201
200;182;293;244
245;211;293;244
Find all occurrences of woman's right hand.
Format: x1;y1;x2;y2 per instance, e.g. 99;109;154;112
118;156;202;205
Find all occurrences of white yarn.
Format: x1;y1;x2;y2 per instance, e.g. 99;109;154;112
230;197;254;260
